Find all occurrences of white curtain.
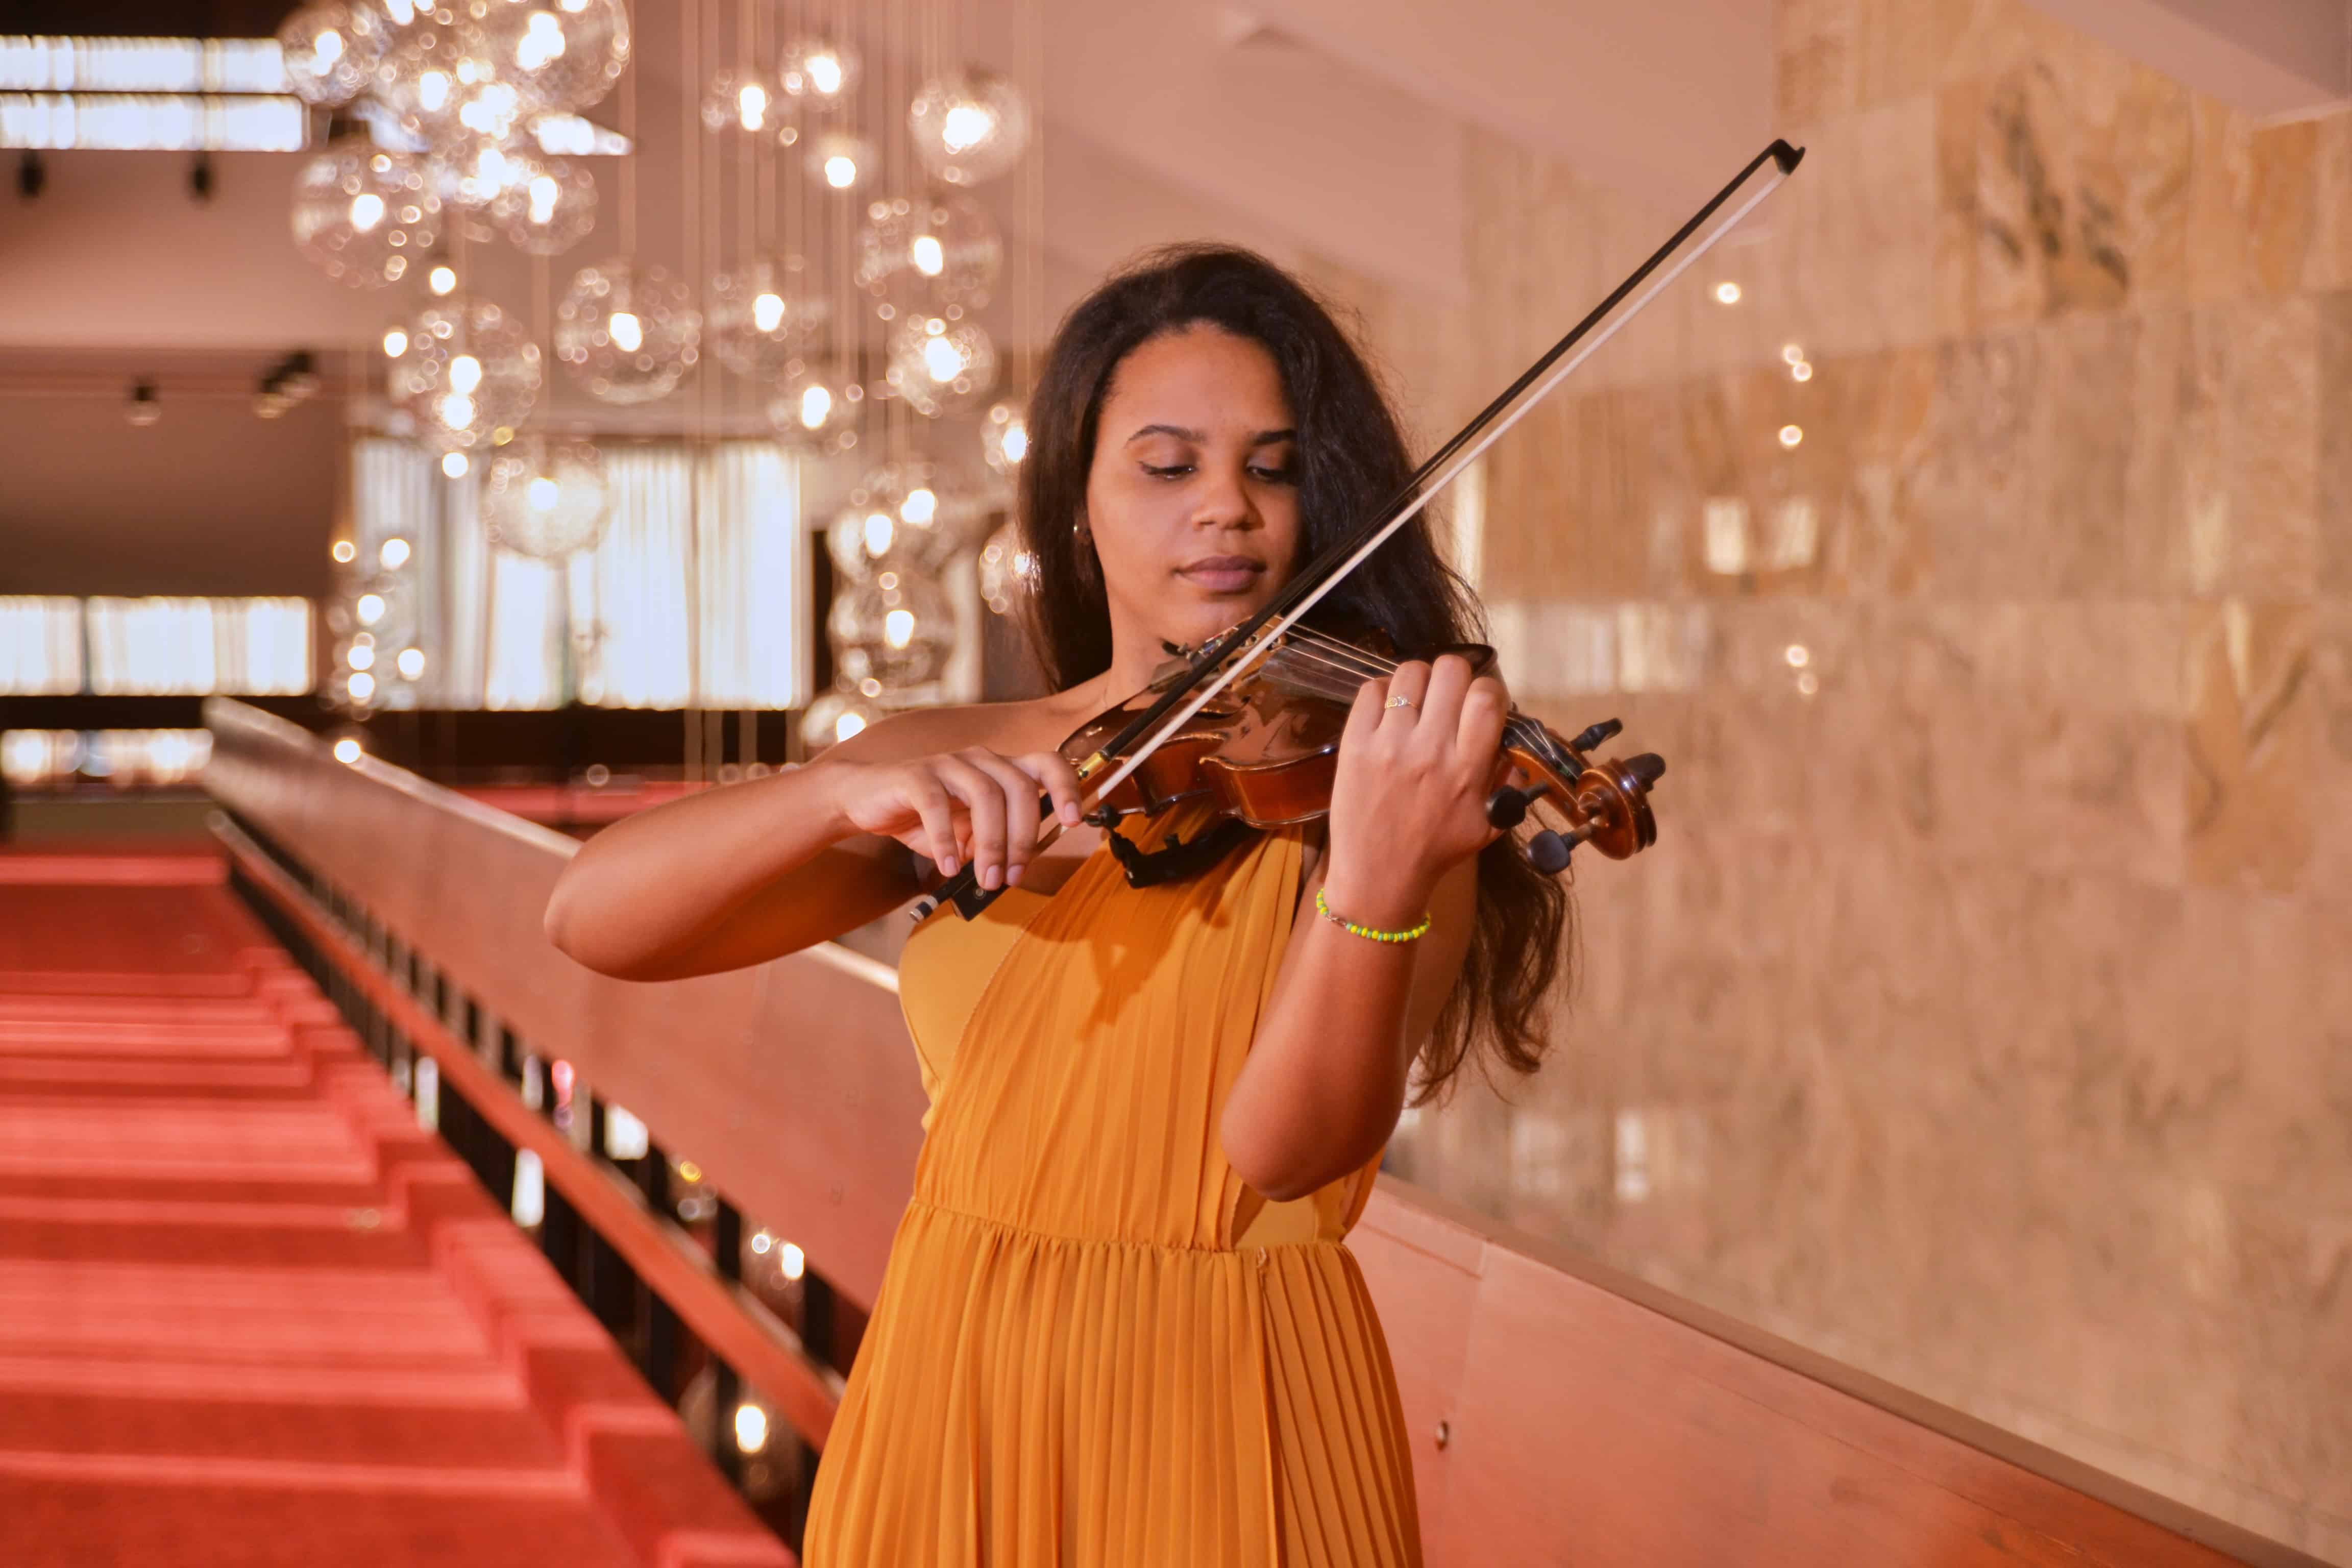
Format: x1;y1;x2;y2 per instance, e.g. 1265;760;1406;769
81;597;309;695
349;436;809;712
0;597;83;695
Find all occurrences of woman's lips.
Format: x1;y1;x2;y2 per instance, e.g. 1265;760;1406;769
1177;557;1264;594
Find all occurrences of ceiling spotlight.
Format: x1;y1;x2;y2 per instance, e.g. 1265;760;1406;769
429;262;459;296
1713;281;1742;305
441;451;469;478
126;381;162;427
1778;424;1803;448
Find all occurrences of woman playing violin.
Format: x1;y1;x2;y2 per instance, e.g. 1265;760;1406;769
544;245;1570;1566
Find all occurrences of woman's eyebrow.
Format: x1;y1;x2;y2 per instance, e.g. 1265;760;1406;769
1121;424;1296;445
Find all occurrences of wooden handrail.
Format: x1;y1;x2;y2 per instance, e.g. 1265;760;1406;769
214;812;845;1450
200;697;2312;1568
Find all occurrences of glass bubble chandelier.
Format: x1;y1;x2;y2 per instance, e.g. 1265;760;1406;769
291;143;439;288
800;684;884;750
708;255;831;379
828;567;957;689
765;360;861;454
885;314;998;418
906;71;1031;186
389;297;542;452
555;259;701;403
463;0;632;113
493;154;597;253
481;435;611;559
777;37;859;111
279;1;391;108
856;191;1000;312
828;460;989;576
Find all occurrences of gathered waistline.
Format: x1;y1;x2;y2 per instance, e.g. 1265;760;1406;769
902;1195;1343;1259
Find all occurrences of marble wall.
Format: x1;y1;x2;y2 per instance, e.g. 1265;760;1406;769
1332;0;2352;1557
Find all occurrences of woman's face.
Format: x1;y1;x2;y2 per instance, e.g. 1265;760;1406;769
1083;324;1301;659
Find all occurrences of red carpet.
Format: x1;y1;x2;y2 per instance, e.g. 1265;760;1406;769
0;847;793;1567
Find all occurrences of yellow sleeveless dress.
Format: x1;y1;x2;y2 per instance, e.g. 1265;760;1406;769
802;807;1423;1566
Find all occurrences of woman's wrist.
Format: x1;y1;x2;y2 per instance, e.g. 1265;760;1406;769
1319;853;1441;934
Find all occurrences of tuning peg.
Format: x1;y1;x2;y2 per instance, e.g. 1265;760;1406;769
1569;718;1622;754
1621;752;1665;790
1485;780;1552;830
1527;829;1574;874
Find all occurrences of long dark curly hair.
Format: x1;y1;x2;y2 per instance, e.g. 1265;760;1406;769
1013;243;1571;1105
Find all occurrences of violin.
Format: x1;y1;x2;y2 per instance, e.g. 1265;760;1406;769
917;137;1804;924
1057;625;1661;891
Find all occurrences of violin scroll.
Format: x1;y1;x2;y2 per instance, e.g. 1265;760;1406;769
1496;717;1664;876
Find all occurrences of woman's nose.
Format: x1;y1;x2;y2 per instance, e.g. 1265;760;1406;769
1191;462;1258;529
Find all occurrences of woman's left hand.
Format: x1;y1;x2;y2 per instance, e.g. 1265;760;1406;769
1322;653;1510;928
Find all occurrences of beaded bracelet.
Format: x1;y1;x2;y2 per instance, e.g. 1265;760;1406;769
1314;886;1433;945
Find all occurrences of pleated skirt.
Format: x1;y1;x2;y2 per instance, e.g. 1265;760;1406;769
801;1197;1424;1567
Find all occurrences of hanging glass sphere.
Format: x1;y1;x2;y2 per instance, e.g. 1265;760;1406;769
855;191;1000;310
481;436;610;559
886;315;997;418
907;72;1030;186
278;1;390;108
800;683;883;750
708;255;832;379
804;130;877;191
371;26;483;140
492;154;597;253
829;569;956;689
700;68;787;138
777;37;859;111
462;0;630;113
390;298;541;452
977;519;1038;617
764;360;861;455
981;401;1029;476
290;144;439;288
377;1;457;35
429;131;530;209
829;460;989;577
555;259;700;404
350;575;420;652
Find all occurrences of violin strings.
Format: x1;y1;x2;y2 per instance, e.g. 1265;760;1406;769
1259;632;1563;766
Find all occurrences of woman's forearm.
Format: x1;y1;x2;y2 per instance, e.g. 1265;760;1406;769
542;758;891;979
1218;854;1475;1201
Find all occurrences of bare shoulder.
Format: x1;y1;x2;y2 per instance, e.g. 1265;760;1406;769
815;691;1087;769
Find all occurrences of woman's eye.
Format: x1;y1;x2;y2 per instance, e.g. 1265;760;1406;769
1250;464;1297;484
1141;463;1193;479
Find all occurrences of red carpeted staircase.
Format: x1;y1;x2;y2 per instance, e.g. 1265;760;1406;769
0;844;793;1568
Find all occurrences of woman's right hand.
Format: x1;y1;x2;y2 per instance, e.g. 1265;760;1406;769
824;748;1088;891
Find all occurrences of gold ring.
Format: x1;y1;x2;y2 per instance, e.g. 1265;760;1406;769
1385;696;1417;710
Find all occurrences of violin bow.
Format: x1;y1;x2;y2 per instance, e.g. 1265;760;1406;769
918;137;1806;923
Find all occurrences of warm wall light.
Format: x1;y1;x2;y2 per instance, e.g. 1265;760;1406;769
331;539;356;563
1778;424;1803;448
440;451;468;478
332;737;363;764
1713;281;1741;305
381;327;407;357
1791;361;1813;382
378;537;410;569
427;262;458;296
